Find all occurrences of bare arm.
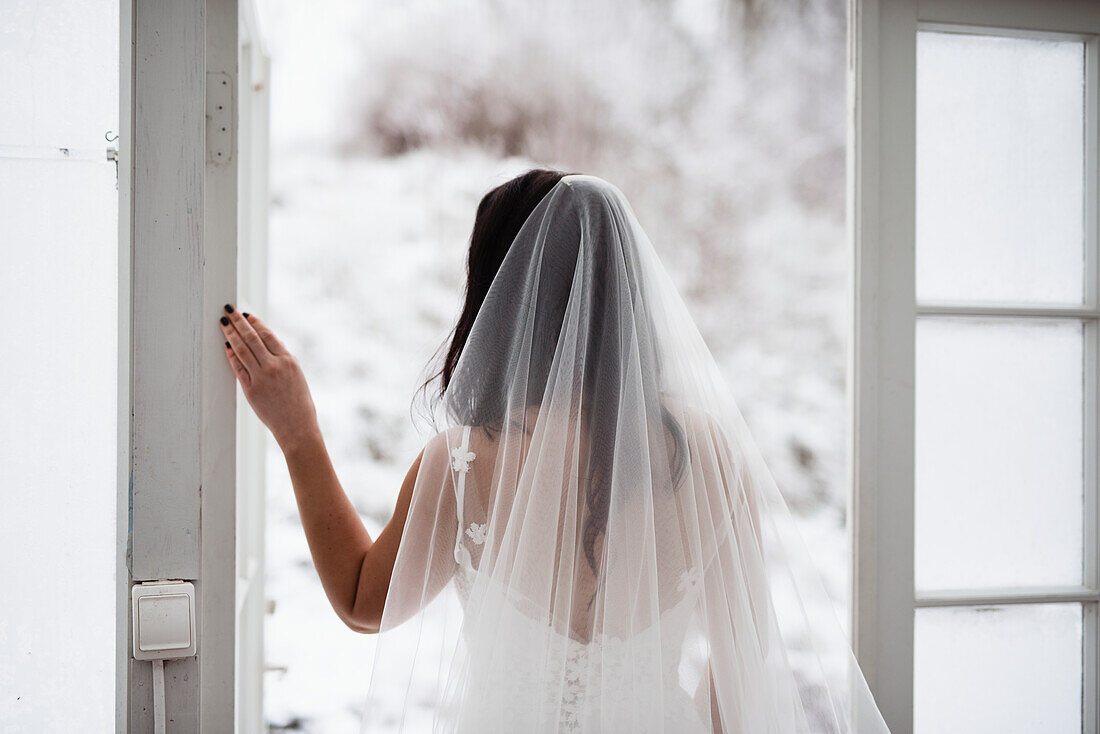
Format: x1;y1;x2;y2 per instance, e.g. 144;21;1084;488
346;446;428;633
279;427;421;633
218;305;431;633
693;659;726;733
282;425;447;633
691;414;766;733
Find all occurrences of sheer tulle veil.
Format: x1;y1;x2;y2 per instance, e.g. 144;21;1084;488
359;174;892;732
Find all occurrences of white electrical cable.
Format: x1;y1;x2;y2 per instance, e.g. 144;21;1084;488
152;659;166;734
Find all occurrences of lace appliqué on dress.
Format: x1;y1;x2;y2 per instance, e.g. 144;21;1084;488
452;426;488;568
465;521;488;544
676;566;703;595
450;445;476;473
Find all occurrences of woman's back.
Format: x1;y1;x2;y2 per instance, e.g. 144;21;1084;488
449;399;719;636
448;409;711;732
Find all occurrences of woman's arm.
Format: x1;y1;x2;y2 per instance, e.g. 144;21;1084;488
281;422;442;633
345;446;427;632
218;304;431;633
693;659;725;733
280;428;366;625
691;413;766;733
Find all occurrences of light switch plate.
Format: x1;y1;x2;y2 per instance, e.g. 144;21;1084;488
131;580;197;660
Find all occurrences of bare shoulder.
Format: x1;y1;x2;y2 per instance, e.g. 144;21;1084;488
419;424;468;465
420;423;498;471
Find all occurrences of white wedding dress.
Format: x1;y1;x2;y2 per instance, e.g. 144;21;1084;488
449;425;709;733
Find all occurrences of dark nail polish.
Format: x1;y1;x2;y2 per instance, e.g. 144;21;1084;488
224;303;234;313
242;312;250;318
225;341;231;348
220;316;229;326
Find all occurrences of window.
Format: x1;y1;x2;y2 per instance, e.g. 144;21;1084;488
850;1;1099;732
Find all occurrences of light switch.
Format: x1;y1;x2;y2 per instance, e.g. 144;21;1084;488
131;580;197;660
138;594;191;651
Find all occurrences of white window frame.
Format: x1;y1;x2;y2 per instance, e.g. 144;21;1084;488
848;1;1100;732
115;0;269;730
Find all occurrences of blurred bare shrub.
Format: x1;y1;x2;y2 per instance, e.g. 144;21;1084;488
341;0;845;218
349;39;615;163
336;0;851;511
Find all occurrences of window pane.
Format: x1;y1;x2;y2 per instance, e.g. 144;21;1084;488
915;603;1083;733
0;0;119;150
0;158;118;729
915;318;1083;590
916;31;1084;304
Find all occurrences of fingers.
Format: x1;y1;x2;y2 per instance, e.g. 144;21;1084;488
243;313;288;355
220;303;269;369
221;314;260;374
225;340;251;387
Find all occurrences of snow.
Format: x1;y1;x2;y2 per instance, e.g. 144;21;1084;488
256;0;851;730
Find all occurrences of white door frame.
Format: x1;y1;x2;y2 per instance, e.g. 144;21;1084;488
849;1;1100;732
116;0;243;729
235;4;272;731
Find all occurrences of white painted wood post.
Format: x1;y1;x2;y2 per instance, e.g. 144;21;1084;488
203;0;240;729
119;0;239;729
848;0;917;730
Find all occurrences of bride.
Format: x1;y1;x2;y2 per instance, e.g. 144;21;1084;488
219;170;892;732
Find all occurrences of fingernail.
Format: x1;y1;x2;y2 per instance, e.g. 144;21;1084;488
224;303;234;313
242;312;250;318
220;316;229;326
225;341;231;348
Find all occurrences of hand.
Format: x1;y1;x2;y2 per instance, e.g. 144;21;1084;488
219;304;319;451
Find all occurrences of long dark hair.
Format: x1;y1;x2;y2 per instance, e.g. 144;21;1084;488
414;169;688;593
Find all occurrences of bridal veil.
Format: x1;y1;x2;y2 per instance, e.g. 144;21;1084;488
359;174;892;733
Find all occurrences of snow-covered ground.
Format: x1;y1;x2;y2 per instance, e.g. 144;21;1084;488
257;1;850;730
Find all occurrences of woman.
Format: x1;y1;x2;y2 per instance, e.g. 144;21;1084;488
219;170;891;732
